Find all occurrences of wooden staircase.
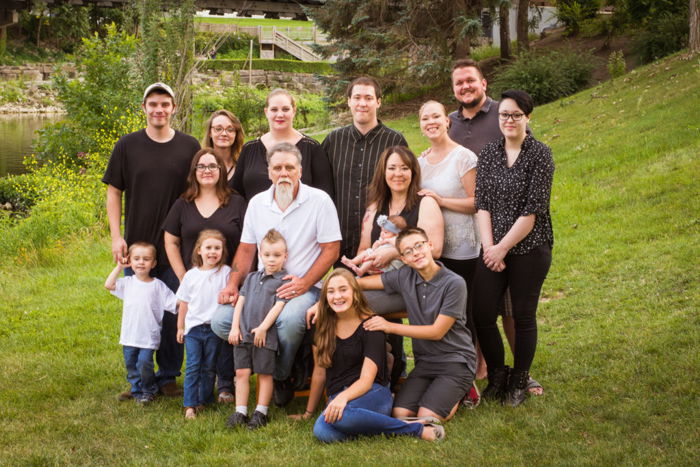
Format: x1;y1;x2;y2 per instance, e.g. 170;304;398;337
260;28;323;62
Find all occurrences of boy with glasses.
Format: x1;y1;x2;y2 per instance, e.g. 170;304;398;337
359;227;476;422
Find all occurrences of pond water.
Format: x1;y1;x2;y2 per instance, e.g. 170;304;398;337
0;114;63;177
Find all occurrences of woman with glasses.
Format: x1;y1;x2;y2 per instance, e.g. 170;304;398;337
230;88;334;201
163;147;247;404
473;90;554;407
202;110;245;181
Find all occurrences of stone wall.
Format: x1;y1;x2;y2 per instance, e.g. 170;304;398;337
194;69;326;94
0;63;76;82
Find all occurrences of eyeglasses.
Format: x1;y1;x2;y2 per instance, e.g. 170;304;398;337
498;112;525;121
211;126;236;135
400;241;429;257
196;164;220;172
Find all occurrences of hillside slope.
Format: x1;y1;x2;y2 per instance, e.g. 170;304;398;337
0;53;698;464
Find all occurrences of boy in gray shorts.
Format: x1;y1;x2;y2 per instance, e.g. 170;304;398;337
226;229;289;430
360;227;477;421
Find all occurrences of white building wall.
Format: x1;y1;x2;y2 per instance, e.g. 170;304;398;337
490;6;559;47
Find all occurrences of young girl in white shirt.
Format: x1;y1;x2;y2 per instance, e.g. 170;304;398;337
176;229;231;419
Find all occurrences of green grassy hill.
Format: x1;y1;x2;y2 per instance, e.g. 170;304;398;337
0;53;698;464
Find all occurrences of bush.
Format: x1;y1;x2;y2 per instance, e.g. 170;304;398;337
490;50;597;105
633;12;689;64
556;0;600;36
195;32;259;58
607;50;626;79
192;82;329;137
201;59;334;75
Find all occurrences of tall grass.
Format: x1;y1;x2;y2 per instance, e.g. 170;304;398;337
0;53;698;464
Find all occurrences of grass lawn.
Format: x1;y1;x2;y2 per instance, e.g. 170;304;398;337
1;53;699;464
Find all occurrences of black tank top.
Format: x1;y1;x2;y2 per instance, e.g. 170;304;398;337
370;195;423;243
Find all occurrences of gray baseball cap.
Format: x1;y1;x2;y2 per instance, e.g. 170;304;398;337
143;82;175;102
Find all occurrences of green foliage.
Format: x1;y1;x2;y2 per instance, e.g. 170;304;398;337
0;79;27;105
35;24;142;167
490;50;596;105
195;32;259;59
137;0;197;132
633;12;689;64
193;82;329;137
555;0;600;36
201;59;334;75
607;50;626;78
309;0;482;99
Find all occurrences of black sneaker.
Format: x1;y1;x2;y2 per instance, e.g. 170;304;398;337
226;411;249;428
247;410;268;430
273;379;294;407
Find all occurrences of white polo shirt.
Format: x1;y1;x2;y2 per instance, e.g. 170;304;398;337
241;182;342;285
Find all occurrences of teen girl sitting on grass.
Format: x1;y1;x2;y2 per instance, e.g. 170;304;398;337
176;229;231;419
295;268;444;443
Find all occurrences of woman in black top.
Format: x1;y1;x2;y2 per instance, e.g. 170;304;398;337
294;269;443;443
201;109;245;181
230;88;334;201
473;90;554;407
163;147;247;403
358;146;444;272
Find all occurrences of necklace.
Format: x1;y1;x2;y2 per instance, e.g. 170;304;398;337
389;199;406;215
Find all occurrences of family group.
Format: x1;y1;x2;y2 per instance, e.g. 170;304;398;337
102;58;554;443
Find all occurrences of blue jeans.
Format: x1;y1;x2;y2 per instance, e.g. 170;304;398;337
313;383;423;443
211;286;319;381
183;324;220;407
125;264;183;387
123;346;157;397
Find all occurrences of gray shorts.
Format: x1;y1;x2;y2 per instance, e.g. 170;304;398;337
393;360;473;418
233;343;276;375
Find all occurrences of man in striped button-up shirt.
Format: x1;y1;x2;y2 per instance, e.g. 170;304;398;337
322;77;408;261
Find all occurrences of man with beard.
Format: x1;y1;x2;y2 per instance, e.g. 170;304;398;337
447;59;503;156
213;142;341;406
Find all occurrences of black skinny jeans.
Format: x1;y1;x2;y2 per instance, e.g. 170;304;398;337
473;244;551;372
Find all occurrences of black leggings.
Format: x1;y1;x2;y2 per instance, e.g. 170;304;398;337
473;244;551;372
440;257;478;345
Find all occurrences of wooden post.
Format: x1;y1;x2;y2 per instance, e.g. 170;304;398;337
313;25;317;43
248;39;253;86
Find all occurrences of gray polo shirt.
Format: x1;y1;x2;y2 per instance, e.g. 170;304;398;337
381;263;476;373
448;97;502;157
238;269;289;351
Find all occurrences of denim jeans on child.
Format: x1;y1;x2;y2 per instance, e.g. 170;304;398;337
123;346;157;397
183;324;221;408
313;383;423;443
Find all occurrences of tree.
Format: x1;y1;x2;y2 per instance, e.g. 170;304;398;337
309;0;483;98
499;0;511;59
691;0;700;54
516;0;529;51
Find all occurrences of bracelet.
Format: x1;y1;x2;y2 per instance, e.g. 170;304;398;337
304;409;313;415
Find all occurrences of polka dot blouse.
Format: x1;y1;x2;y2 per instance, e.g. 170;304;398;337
475;135;554;255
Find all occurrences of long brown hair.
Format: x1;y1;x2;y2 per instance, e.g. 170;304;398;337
202;109;245;164
314;269;374;368
182;148;233;205
366;145;422;212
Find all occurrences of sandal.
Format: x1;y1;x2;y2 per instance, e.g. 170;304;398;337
527;377;544;396
399;416;441;424
423;423;445;442
184;407;197;420
218;392;235;404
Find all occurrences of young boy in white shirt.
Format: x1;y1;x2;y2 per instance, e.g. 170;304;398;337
105;242;177;404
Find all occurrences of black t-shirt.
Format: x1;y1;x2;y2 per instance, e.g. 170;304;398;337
162;194;247;269
102;129;201;264
229;136;334;201
315;320;389;396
